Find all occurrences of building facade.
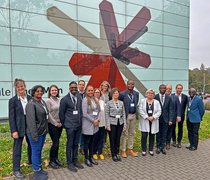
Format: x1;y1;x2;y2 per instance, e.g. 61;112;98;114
0;0;189;118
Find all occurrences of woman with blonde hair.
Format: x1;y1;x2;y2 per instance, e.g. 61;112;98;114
9;78;32;179
99;81;111;104
139;89;161;156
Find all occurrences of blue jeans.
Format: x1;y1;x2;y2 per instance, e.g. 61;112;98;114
27;134;46;171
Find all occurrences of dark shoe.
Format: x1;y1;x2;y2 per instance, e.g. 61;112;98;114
85;159;93;167
49;161;59;169
186;145;192;149
68;164;78;172
149;151;154;156
166;144;170;150
116;154;122;161
172;141;177;147
161;148;166;155
55;159;62;167
14;171;25;179
89;158;98;165
79;149;84;155
40;169;48;175
33;171;48;180
112;156;118;162
177;143;182;148
156;148;161;154
189;146;197;151
74;161;84;169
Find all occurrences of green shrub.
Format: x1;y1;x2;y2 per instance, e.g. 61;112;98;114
204;102;210;110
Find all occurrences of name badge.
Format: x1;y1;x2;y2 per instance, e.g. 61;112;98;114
188;108;190;111
130;103;135;107
73;110;78;115
116;115;121;118
148;110;153;114
93;111;98;116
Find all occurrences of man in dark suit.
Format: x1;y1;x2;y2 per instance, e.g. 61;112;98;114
186;88;205;151
155;84;173;154
120;80;139;158
9;79;32;179
78;80;86;155
165;84;181;150
59;81;84;172
171;84;188;148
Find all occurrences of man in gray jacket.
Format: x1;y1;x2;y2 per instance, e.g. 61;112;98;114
59;81;84;172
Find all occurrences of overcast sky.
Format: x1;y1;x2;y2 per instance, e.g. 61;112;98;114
190;0;210;69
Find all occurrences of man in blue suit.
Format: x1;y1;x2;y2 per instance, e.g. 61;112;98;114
186;88;205;151
155;84;173;154
165;84;181;150
171;84;188;148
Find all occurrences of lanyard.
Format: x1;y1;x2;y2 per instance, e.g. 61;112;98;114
70;94;77;110
127;94;134;102
189;96;195;108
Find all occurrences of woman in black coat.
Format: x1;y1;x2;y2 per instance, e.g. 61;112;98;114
9;78;32;179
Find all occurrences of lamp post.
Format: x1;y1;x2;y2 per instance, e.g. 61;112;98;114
203;69;206;99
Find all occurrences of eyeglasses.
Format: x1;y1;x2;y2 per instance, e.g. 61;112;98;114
87;90;93;92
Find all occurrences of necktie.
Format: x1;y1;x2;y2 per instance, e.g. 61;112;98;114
161;95;164;104
72;96;76;104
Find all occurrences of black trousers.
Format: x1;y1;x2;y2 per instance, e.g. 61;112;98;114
141;122;154;151
166;124;173;144
108;121;124;157
156;121;168;149
187;120;200;148
93;126;105;155
48;123;63;162
66;127;81;165
13;135;31;171
83;134;96;159
172;120;184;143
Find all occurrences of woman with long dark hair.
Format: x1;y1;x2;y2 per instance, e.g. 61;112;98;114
82;85;100;167
45;85;63;169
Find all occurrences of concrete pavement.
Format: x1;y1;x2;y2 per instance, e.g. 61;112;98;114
4;139;210;180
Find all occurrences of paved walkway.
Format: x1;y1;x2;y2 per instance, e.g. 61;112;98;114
4;139;210;180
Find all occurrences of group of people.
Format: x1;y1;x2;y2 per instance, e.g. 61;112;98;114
9;78;205;180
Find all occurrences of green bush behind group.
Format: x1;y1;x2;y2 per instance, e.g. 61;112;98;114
0;112;210;178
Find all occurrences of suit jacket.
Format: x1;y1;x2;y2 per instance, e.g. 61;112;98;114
155;93;173;123
119;90;139;118
59;93;83;130
139;99;161;134
9;94;32;137
186;96;205;123
172;93;188;121
105;100;126;128
26;98;49;141
171;94;181;123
